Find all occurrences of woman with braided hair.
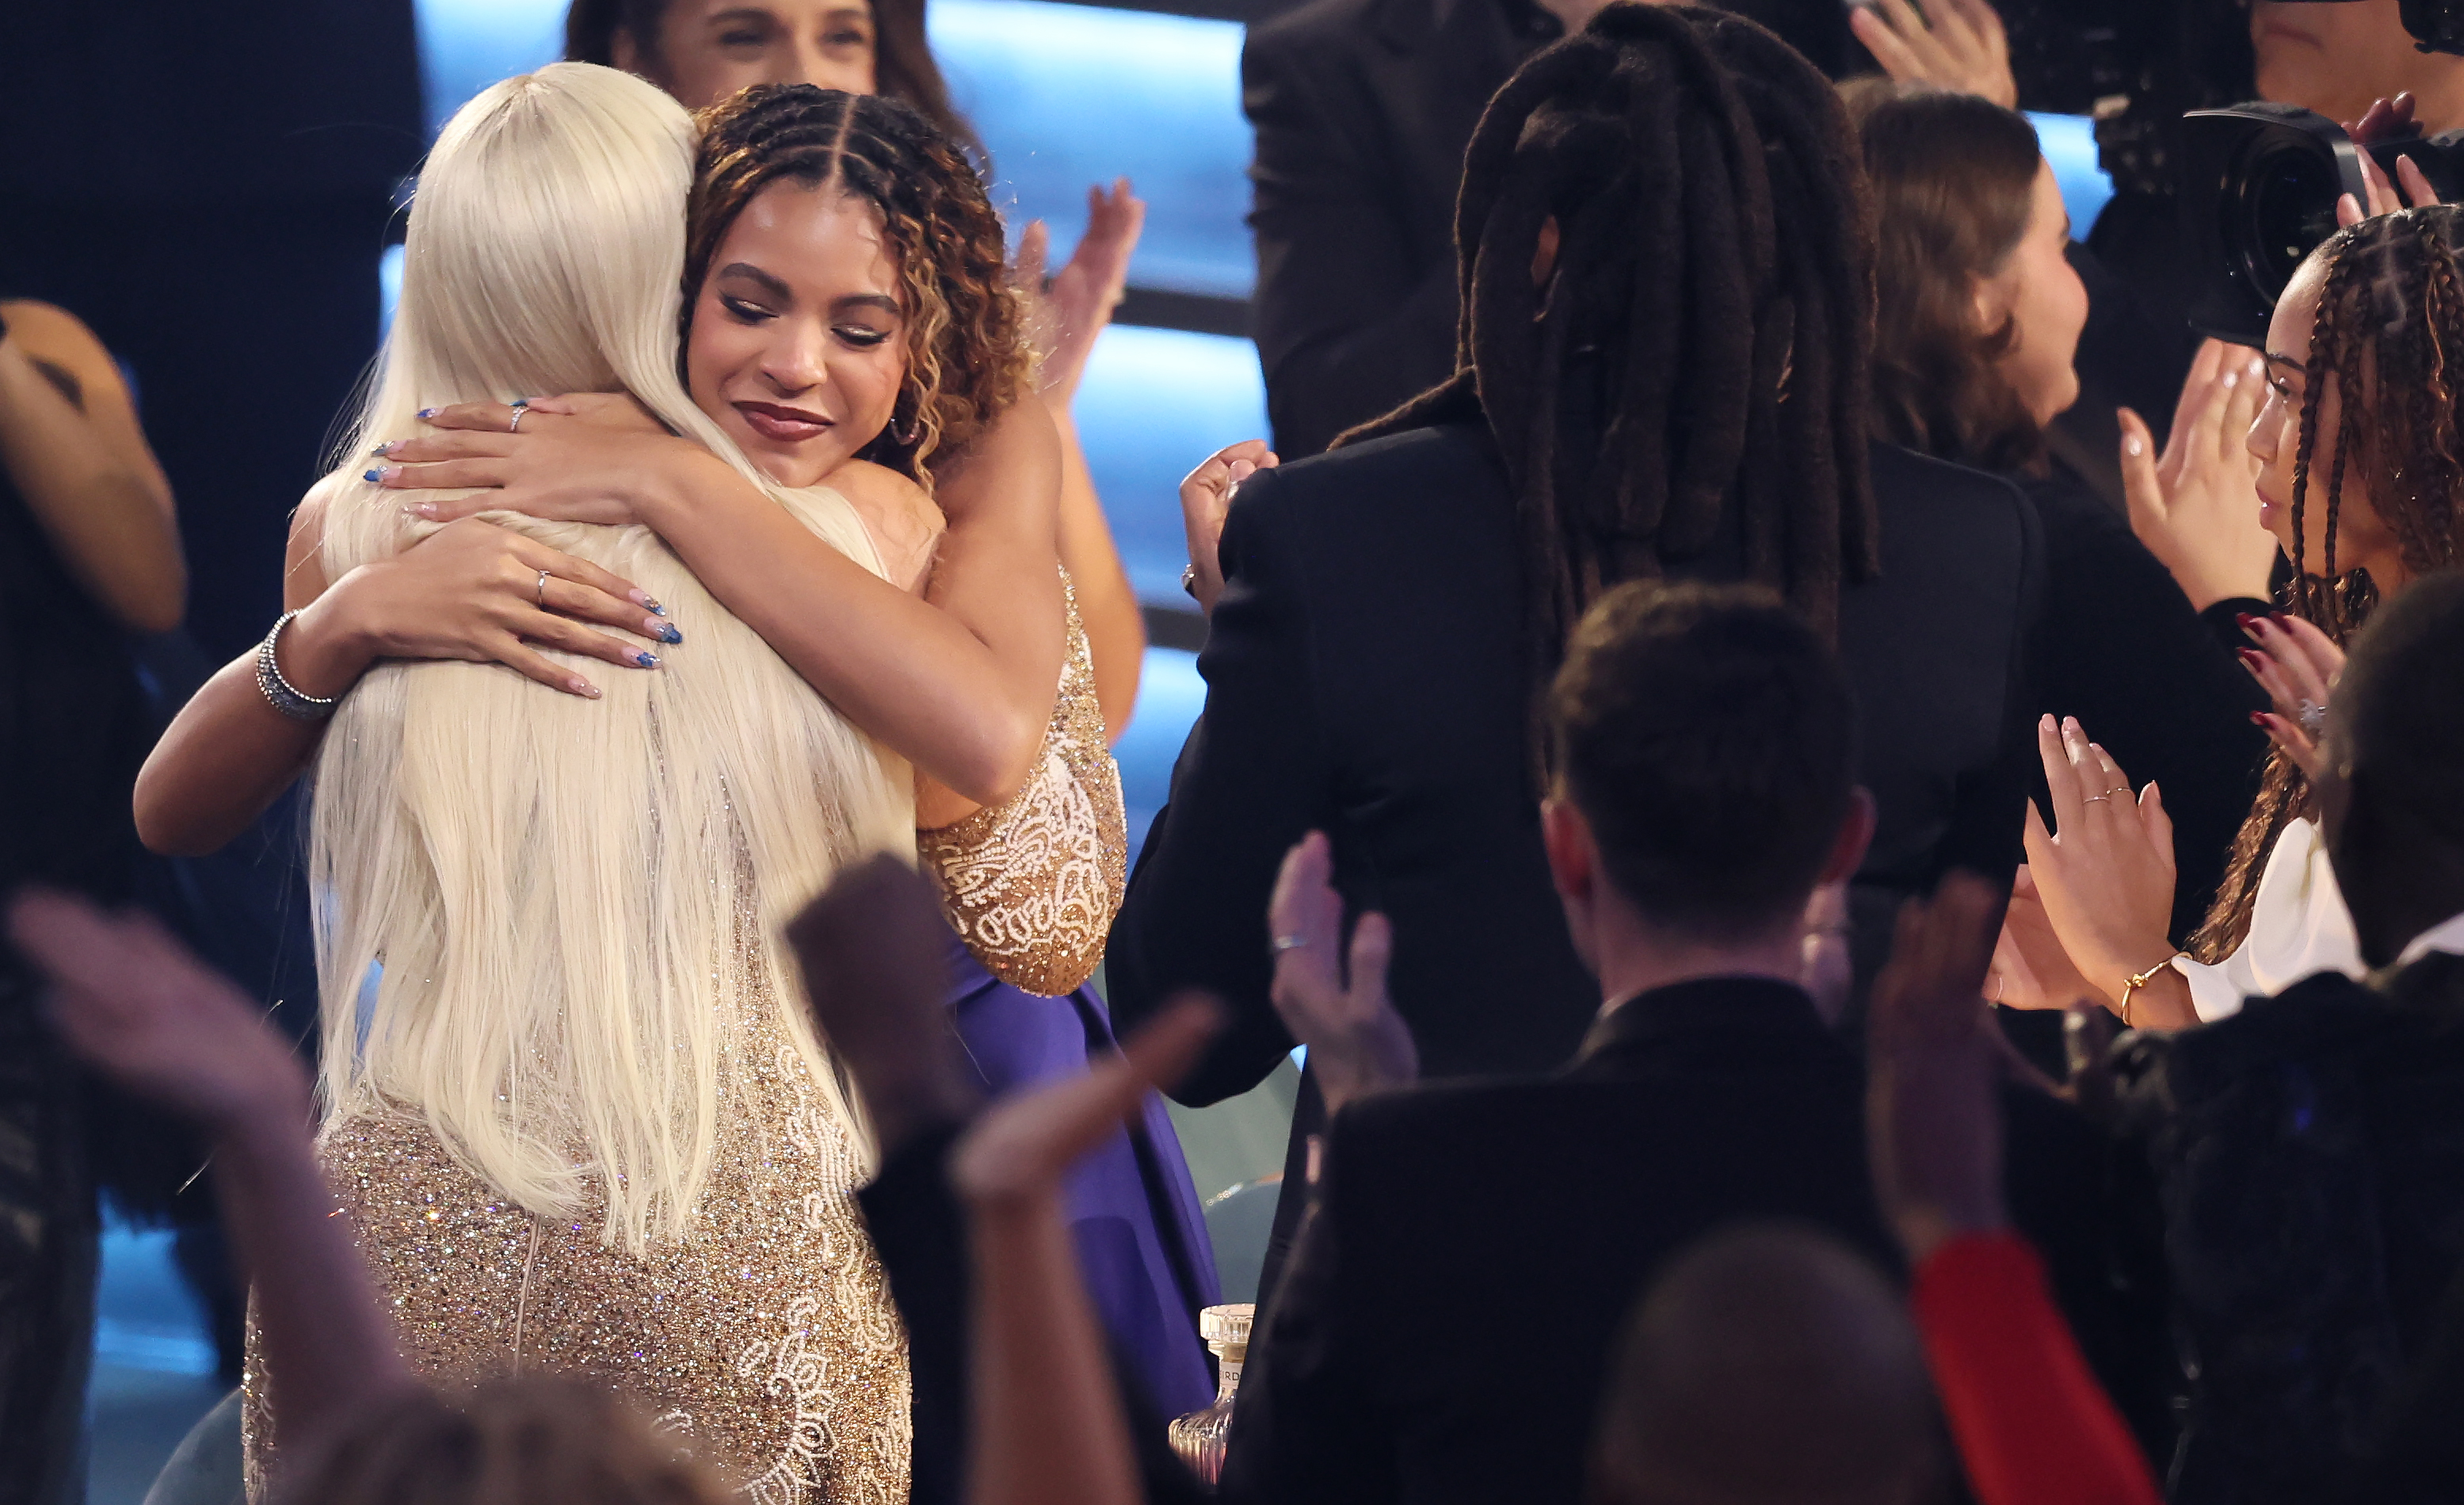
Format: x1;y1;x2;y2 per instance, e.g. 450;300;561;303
1114;1;2041;1295
2016;204;2464;1031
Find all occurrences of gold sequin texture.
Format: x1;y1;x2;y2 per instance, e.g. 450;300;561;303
919;571;1127;997
242;982;910;1502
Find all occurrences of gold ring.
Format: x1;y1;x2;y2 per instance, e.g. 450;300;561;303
2083;793;2112;804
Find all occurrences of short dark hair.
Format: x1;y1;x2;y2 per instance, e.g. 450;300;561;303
2336;569;2464;845
1549;580;1856;935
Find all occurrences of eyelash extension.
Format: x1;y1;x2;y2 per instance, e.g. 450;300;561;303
837;327;893;348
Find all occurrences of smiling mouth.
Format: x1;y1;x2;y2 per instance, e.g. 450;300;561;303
734;400;832;443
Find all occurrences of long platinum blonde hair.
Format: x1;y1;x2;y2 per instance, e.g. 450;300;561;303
308;63;912;1252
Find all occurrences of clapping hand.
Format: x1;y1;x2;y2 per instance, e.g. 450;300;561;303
2117;340;2276;613
2019;716;2178;1014
1867;872;2010;1264
1267;831;1417;1116
2237;612;2344;780
1848;0;2017;109
1016;180;1147;409
8;889;308;1136
2337;94;2443;227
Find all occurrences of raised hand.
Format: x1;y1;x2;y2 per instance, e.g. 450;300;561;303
1866;872;2010;1264
1987;865;2100;1012
1018;180;1147;410
8;889;307;1136
1267;831;1417;1116
2236;611;2345;779
2019;717;2186;1024
1849;0;2017;109
784;854;975;1157
2337;94;2443;227
1178;438;1276;613
2118;341;2275;612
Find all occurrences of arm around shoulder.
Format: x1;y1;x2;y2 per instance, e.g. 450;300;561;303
134;484;357;856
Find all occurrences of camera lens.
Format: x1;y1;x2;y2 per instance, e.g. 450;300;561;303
2237;140;2342;304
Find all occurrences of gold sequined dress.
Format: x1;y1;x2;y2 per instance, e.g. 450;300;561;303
246;960;911;1502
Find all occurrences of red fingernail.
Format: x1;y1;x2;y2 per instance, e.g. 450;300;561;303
2252;712;2271;727
2238;648;2263;670
2236;612;2260;632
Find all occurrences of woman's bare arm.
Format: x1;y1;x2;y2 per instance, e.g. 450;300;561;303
0;300;184;634
136;487;666;856
1051;405;1144;741
393;396;1069;806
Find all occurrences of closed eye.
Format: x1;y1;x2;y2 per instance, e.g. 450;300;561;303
835;324;894;348
723;295;776;324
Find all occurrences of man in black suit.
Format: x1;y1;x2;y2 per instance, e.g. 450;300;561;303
1112;7;2039;1289
1243;0;1855;457
1217;580;1901;1505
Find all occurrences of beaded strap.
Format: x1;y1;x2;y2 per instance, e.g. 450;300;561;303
256;611;341;722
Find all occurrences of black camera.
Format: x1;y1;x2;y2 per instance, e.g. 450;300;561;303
2180;104;2464;345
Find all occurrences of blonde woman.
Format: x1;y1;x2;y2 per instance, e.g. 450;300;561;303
137;64;1066;1499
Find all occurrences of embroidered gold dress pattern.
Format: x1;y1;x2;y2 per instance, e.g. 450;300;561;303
244;974;910;1502
918;574;1126;996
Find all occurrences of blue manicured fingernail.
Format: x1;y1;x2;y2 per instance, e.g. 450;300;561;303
416;407;437;419
510;396;529;408
647;601;666;616
372;441;393;456
363;468;384;483
635;651;660;668
656;622;683;645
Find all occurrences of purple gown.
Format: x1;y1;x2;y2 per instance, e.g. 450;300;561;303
944;940;1221;1418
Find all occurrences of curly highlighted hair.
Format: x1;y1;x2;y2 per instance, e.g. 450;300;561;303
684;85;1032;483
2194;204;2464;960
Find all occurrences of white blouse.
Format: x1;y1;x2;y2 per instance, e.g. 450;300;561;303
2174;817;2362;1023
2175;816;2464;1021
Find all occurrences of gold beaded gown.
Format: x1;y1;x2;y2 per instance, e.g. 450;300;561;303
246;903;914;1502
245;577;1161;1500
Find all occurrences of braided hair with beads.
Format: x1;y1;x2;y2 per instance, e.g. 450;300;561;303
1338;3;1881;752
684;85;1034;484
2194;204;2464;959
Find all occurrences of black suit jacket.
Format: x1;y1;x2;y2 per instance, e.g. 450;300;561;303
1218;977;1903;1505
1108;423;2040;1111
1242;0;1558;458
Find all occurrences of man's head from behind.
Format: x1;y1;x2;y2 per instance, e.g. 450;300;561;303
1587;1223;1943;1505
2316;570;2464;968
1544;580;1871;971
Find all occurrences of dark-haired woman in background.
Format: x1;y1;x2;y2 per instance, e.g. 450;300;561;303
565;0;1151;739
1846;82;2271;953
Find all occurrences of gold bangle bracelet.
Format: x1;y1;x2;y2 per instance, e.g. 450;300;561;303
2119;954;2184;1028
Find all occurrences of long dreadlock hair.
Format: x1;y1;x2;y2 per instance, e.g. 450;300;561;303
1339;3;1881;763
2192;204;2464;960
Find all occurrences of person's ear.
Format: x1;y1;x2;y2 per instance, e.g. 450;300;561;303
1542;796;1596;907
1531;216;1562;289
1970;269;2013;340
1820;787;1878;887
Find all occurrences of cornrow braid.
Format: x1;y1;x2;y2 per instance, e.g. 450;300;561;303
1337;4;1879;770
2192;204;2464;959
685;86;1032;484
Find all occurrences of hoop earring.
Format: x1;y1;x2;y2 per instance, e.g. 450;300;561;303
889;380;926;448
